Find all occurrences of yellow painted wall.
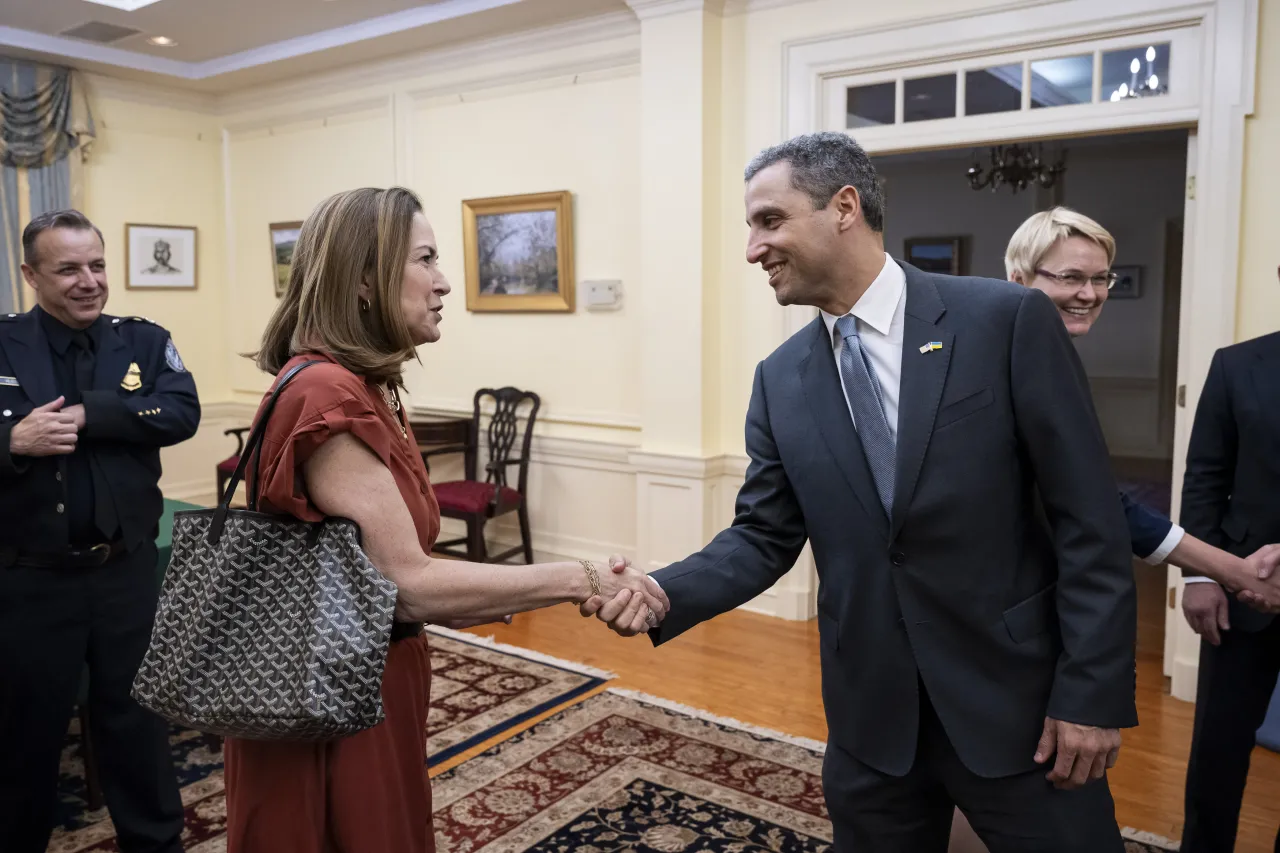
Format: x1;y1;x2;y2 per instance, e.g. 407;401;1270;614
407;74;642;442
1237;0;1280;343
80;89;228;401
225;106;395;399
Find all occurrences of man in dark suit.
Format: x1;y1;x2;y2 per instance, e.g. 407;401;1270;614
0;210;198;852
588;132;1136;850
1178;309;1280;852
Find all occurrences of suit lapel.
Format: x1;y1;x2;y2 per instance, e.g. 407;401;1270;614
0;310;58;405
800;319;890;538
891;266;953;537
1248;337;1280;438
94;319;133;392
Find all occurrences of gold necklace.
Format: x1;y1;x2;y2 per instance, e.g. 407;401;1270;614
380;383;408;440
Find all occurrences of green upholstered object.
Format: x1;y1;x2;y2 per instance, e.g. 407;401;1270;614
77;497;205;706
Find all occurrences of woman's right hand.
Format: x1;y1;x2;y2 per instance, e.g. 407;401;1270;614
589;555;669;634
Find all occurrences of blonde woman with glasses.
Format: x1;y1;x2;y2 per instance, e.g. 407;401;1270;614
222;186;667;853
1005;207;1280;626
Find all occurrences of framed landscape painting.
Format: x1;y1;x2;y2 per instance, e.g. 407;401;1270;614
269;221;303;298
461;190;574;312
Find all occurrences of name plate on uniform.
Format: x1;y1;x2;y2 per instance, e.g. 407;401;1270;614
0;376;17;387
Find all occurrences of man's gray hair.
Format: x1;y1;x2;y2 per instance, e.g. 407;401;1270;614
22;209;104;266
744;131;885;232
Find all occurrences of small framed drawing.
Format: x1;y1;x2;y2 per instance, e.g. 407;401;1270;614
125;224;197;290
1110;265;1142;299
268;221;304;298
904;236;967;276
461;190;574;312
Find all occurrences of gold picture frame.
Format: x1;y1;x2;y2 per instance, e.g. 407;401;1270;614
461;190;574;312
268;221;304;298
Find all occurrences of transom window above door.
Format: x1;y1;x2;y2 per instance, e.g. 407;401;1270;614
845;41;1172;127
823;26;1198;151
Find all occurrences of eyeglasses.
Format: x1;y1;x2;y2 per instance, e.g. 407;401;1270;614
1034;268;1118;290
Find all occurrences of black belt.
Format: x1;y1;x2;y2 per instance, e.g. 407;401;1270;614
0;540;129;569
391;621;423;641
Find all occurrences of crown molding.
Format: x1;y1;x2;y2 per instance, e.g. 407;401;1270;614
83;72;220;115
625;0;726;20
722;0;816;14
0;0;525;83
218;11;639;117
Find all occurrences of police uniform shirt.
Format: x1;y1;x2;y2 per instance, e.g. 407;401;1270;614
36;306;105;545
0;309;200;554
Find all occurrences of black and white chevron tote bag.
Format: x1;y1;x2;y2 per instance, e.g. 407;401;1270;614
131;359;398;740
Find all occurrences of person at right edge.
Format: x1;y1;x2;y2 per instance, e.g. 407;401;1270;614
1178;263;1280;853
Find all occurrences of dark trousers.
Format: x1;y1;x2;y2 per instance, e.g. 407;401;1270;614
822;684;1124;852
1181;619;1280;853
0;541;184;853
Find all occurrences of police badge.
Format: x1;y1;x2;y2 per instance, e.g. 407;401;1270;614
121;362;143;391
165;338;187;373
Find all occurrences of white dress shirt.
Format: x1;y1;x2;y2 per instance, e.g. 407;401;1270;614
820;252;907;441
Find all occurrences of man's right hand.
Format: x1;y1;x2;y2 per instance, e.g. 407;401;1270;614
1183;581;1230;645
9;397;78;457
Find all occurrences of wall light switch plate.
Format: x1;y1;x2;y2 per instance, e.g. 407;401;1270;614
584;279;622;311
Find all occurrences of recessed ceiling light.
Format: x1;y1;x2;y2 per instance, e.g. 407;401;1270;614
147;35;177;46
81;0;165;10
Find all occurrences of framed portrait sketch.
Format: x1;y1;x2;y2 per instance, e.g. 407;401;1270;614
125;224;197;290
268;221;303;298
461;190;574;312
904;236;967;276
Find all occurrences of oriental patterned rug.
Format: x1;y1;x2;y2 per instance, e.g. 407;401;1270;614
429;689;1181;853
44;633;1180;853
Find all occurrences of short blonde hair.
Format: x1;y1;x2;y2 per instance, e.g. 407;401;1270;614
253;187;422;385
1004;206;1116;284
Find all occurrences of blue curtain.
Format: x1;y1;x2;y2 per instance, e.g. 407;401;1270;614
0;58;94;314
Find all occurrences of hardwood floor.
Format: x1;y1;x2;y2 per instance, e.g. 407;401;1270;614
455;560;1280;851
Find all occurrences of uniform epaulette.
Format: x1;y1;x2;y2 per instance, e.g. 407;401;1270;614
1;312;21;322
110;315;159;326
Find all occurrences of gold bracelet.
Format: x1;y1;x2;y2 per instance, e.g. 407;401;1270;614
578;559;602;598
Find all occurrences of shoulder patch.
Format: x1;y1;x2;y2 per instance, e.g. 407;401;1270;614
164;337;187;373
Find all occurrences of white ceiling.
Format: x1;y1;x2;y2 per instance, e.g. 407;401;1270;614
0;0;629;92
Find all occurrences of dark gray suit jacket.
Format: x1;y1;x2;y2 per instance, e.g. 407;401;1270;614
649;263;1137;779
1181;331;1280;633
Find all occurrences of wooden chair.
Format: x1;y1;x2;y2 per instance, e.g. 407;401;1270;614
426;387;540;563
215;427;251;500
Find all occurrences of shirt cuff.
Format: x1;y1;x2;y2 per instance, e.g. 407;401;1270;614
1184;576;1219;585
1142;524;1185;566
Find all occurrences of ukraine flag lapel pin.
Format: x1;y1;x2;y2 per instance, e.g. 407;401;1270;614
917;341;943;354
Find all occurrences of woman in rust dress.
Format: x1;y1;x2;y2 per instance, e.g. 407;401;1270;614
223;186;668;853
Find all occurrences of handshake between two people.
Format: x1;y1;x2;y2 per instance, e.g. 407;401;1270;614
434;555;670;636
1185;544;1280;647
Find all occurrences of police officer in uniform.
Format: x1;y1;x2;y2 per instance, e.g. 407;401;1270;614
0;210;197;852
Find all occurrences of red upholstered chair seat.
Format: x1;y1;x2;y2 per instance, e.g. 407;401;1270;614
434;480;522;515
216;456;239;474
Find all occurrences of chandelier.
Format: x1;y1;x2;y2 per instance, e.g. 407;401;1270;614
966;143;1066;194
1110;46;1167;101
